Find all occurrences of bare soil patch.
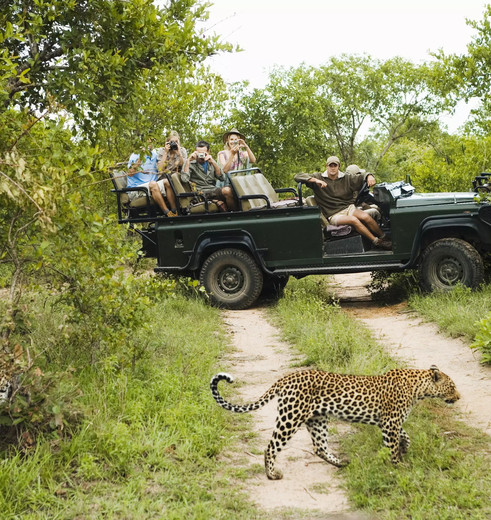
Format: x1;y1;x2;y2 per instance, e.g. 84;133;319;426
220;309;370;519
331;272;491;436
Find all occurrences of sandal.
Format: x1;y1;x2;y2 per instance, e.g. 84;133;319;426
165;209;178;217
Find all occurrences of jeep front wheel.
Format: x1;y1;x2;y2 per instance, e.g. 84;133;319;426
199;248;263;309
419;238;484;292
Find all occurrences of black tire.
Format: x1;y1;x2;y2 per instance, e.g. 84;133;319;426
199;248;263;309
260;274;290;300
419;238;484;292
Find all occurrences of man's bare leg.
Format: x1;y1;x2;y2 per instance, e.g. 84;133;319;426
149;181;172;214
335;214;376;242
163;179;177;212
221;187;236;211
353;209;386;238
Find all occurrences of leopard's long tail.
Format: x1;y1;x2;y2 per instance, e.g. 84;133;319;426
210;373;278;413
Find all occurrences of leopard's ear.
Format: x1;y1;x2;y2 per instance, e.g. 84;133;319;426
430;365;441;382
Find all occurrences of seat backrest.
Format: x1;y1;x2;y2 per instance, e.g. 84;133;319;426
231;175;256;211
252;173;279;203
171;172;195;209
110;171;130;204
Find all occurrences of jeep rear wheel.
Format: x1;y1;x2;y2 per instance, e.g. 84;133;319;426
199;248;263;309
419;238;484;292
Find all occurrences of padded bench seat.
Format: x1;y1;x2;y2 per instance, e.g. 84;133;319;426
230;171;298;211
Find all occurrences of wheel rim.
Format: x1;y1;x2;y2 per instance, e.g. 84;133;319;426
435;256;464;286
217;266;244;294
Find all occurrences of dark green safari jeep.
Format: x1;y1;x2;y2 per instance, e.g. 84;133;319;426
111;169;491;309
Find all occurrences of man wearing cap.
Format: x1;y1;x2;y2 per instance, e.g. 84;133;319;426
295;156;392;250
217;128;257;183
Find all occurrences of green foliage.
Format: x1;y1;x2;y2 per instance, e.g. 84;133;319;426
0;293;256;519
225;55;455;186
378;131;491;192
368;270;419;302
409;284;491;343
471;313;491;364
1;0;232;139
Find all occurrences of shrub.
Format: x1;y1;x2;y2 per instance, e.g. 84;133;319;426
471;313;491;364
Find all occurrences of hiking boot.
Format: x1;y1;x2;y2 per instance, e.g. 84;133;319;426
374;237;392;250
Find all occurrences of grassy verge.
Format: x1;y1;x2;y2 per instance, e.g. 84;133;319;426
408;284;491;341
0;292;256;519
269;276;491;520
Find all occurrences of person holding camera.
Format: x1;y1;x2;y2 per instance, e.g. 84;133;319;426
157;130;188;176
127;138;178;217
181;140;236;211
217;128;257;187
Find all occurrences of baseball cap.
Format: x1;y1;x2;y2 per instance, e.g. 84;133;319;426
326;156;340;166
346;164;366;175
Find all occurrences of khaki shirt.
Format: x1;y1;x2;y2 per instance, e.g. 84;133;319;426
181;160;225;191
295;171;368;218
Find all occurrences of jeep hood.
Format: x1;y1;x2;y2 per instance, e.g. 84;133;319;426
396;192;477;208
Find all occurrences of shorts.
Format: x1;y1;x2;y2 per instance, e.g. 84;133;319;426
127;179;166;201
203;187;226;201
328;204;357;225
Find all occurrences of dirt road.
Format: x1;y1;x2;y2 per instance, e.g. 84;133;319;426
218;274;490;517
221;308;366;519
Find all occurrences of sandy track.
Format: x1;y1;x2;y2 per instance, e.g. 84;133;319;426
221;309;368;519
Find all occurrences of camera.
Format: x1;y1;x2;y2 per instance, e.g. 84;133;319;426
197;152;206;159
169;141;178;151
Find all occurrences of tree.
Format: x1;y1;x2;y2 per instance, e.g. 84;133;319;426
226;56;454;185
1;0;232;138
434;5;491;135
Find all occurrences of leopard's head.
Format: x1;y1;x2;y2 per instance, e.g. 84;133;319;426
426;365;460;404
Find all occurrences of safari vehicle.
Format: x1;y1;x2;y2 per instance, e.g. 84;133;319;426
110;168;491;309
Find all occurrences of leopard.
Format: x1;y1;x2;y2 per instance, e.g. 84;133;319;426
210;365;460;480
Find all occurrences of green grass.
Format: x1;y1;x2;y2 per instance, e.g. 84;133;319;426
408;284;491;341
0;293;257;519
269;276;491;519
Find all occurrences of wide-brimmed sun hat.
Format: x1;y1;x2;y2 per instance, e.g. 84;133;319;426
223;128;245;144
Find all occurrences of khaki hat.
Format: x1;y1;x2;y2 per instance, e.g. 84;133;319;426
326;156;341;166
346;164;366;175
223;128;245;144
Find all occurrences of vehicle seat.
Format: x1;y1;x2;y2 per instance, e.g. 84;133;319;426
110;170;160;222
230;172;298;211
304;196;354;237
110;171;156;208
169;173;219;214
230;175;266;210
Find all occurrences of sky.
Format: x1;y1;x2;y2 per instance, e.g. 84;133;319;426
202;0;489;130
